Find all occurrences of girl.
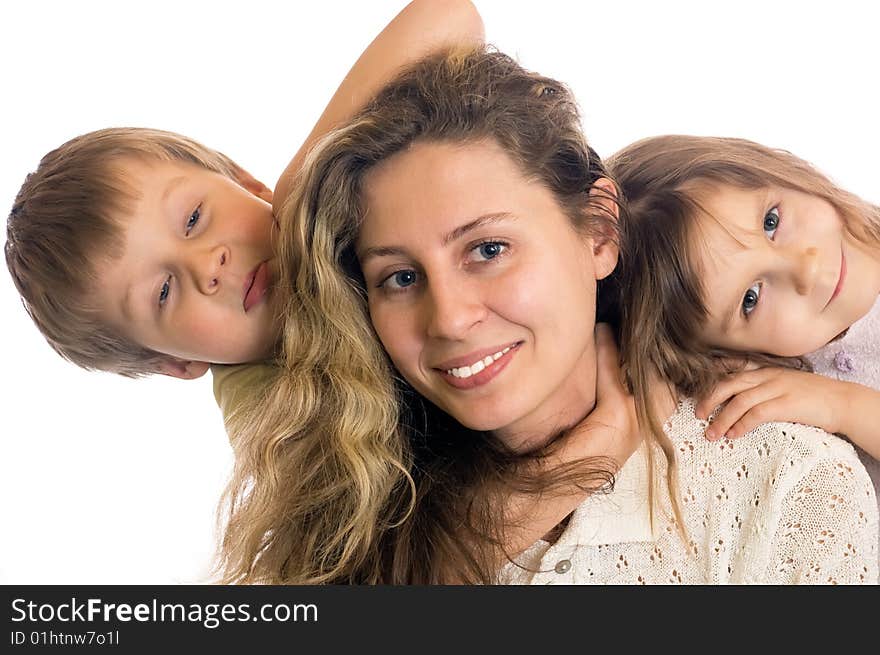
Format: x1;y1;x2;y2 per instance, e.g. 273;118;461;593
605;135;880;499
219;49;877;583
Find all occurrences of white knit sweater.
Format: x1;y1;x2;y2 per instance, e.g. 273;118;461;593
498;399;878;584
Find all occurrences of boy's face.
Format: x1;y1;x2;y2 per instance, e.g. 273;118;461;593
94;158;281;378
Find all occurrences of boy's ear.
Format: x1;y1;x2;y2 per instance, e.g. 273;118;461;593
588;177;620;281
156;357;211;380
232;166;274;204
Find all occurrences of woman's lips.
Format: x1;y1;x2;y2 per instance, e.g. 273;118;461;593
435;342;522;390
243;261;270;312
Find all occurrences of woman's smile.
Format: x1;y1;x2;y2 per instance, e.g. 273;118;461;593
434;341;523;389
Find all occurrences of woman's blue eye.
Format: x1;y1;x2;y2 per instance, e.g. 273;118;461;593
159;278;171;306
471;241;507;262
185;205;201;235
742;282;761;317
382;270;418;290
763;207;780;239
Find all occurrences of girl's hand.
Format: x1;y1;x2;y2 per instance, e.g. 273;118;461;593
499;324;638;563
561;323;639;461
694;368;849;440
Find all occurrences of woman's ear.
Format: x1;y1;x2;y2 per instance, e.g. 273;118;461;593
233;165;274;204
588;177;620;280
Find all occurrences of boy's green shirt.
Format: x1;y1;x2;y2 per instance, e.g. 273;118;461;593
211;362;278;431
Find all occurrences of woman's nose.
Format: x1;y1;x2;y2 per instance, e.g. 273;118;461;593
424;278;486;340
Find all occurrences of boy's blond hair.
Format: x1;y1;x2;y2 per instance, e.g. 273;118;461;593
6;127;249;377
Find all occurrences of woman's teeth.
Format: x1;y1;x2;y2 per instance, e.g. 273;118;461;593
446;346;512;379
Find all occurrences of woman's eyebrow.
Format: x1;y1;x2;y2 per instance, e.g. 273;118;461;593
358;244;407;263
441;212;516;246
359;212;516;263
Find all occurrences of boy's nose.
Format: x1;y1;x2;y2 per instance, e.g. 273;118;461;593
193;245;230;294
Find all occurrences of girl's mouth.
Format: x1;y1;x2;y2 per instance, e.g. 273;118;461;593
827;249;846;308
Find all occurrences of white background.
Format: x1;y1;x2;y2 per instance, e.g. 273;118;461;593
2;0;878;583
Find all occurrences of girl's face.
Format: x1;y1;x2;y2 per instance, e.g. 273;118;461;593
694;184;880;356
356;139;618;450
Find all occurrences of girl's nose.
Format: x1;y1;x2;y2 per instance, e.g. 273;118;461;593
791;246;819;296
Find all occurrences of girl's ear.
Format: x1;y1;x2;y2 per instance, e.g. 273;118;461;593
588;177;620;280
232;165;274;204
156;357;211;380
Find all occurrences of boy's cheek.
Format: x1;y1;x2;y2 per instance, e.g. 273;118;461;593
168;311;236;354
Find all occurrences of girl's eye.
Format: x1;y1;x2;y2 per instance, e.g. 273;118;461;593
158;277;171;307
185;205;202;235
468;241;507;263
380;269;419;291
763;206;780;239
742;282;762;317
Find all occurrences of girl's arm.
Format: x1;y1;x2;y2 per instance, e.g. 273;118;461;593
272;0;484;216
695;367;880;460
837;382;880;459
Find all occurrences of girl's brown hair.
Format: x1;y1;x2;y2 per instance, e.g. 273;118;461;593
217;46;624;584
606;135;880;468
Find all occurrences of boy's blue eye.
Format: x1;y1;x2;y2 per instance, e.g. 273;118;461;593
763;207;780;239
159;277;171;306
742;282;761;317
185;205;201;235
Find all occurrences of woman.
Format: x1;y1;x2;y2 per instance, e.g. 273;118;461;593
220;47;878;584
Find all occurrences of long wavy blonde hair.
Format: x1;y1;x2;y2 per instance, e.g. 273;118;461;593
216;47;623;584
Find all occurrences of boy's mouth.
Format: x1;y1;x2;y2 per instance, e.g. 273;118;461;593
243;261;270;312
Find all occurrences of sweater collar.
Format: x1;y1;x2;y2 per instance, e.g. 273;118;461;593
558;441;656;546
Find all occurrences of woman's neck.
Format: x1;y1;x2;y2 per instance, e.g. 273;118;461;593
493;350;599;453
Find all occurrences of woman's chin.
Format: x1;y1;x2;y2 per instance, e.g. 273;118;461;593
452;414;504;433
442;405;513;434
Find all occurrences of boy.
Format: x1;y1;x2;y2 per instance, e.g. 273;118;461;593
7;0;484;384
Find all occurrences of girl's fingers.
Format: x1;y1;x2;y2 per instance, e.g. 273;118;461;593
705;384;776;440
695;368;776;419
726;398;786;439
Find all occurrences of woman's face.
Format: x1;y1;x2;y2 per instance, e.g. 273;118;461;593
356;139;618;449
